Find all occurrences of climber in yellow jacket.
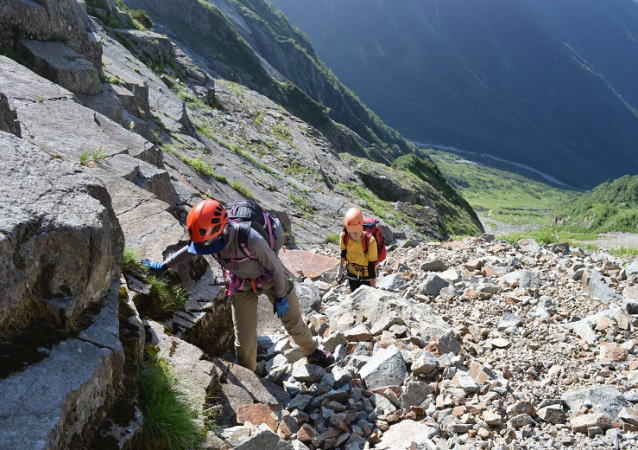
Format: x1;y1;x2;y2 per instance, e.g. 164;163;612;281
337;208;378;292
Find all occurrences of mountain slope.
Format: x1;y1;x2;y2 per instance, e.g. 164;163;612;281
556;175;638;232
270;0;638;189
124;0;410;161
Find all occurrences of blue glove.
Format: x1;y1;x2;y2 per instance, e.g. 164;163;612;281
274;296;289;318
140;259;167;277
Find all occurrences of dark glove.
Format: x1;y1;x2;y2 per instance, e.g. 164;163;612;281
273;296;289;318
140;258;167;277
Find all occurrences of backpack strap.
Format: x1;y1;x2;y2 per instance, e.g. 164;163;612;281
236;221;254;260
362;231;372;254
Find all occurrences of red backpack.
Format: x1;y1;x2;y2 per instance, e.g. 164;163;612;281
342;218;387;266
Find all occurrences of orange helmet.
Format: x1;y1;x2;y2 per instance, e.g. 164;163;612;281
186;199;227;242
344;207;364;233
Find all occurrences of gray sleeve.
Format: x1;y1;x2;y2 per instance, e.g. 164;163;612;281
248;234;288;299
163;245;195;268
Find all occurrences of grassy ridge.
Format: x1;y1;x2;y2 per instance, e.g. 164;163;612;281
423;148;577;226
555;175;638;232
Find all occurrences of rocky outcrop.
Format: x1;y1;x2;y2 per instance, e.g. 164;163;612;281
0;55;161;166
0;0;102;69
0;131;123;341
0;131;126;448
19;39;101;95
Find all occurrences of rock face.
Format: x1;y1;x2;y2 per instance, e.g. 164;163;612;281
0;291;125;449
19;40;101;95
0;0;102;68
0;131;123;341
0;132;125;449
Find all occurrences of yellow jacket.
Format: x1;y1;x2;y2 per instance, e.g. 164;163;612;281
340;232;378;278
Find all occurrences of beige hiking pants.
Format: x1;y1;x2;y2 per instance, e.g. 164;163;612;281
230;280;317;371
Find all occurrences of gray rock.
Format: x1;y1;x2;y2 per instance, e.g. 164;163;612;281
291;361;325;383
477;282;500;294
420;259;448;272
533;296;556;319
506;401;536;416
105;153;175;205
453;374;480;393
538;405;567;424
569;320;598;344
582;272;620;303
374;394;398;416
438;330;462;355
376;274;408;291
519;270;540;289
0;291;124;449
626;302;638;315
20;40;100;95
0;131;123;341
0;0;102;68
212;359;289;406
0;56;160;166
337;287;452;340
294;282;322;316
570;413;612;433
359;346;408;389
400;380;433;410
376;420;437;449
420;274;449;296
509;413;534;428
287;394;314;411
411;351;439;377
518;239;541;253
221;426;254;448
112;29;175;65
626;261;638;277
562;385;628;418
498;313;523;331
235;428;293;450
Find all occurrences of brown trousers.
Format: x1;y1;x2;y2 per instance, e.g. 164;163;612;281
230;280;316;371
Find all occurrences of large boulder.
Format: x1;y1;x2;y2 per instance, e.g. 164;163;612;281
332;286;452;340
0;0;102;68
0;285;125;449
562;385;628;419
359;346;408;389
0;131;123;341
19;40;100;95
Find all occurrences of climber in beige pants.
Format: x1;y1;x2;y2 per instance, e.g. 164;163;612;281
231;280;316;371
148;198;334;372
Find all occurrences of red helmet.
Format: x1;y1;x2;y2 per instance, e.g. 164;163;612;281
186;199;227;242
344;207;364;233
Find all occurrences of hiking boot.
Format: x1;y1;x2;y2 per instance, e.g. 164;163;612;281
307;348;334;367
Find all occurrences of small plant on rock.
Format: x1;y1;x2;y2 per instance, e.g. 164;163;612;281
230;181;255;200
122;248;145;274
138;355;205;449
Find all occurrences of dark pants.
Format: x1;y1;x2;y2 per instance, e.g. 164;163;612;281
348;278;371;292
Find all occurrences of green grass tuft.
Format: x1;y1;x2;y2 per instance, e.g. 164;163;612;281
141;276;188;319
184;156;213;177
138;356;205;449
122;248;145;274
101;74;121;85
289;193;316;218
608;247;638;258
325;233;341;244
273;122;294;146
230;181;255;200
